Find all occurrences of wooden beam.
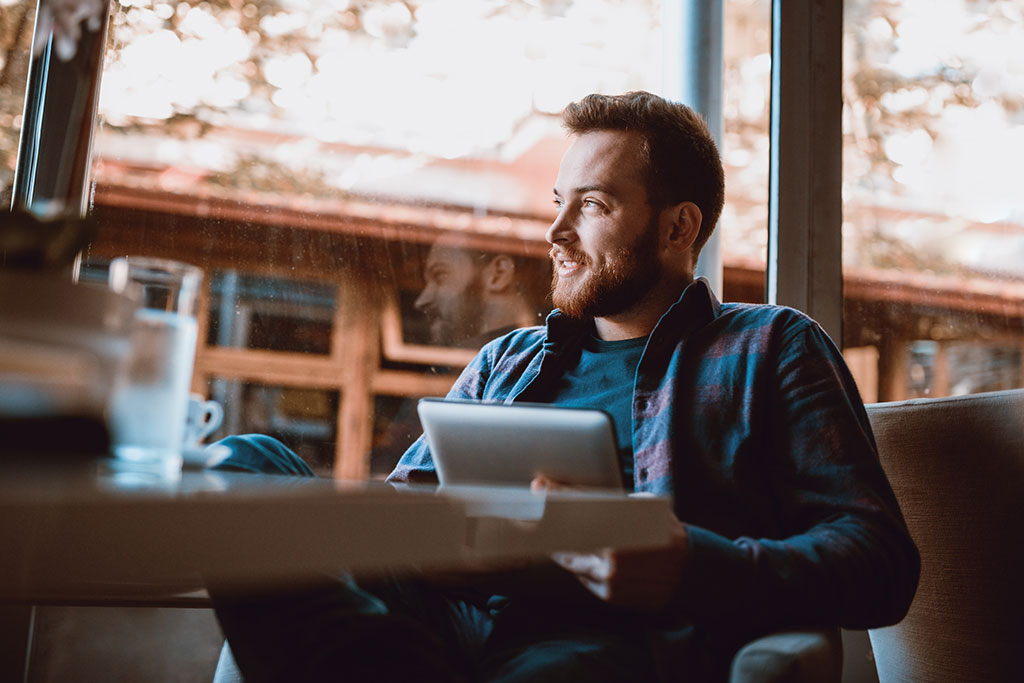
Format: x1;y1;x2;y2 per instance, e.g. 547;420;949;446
371;370;458;398
334;276;378;480
195;348;344;389
93;183;551;257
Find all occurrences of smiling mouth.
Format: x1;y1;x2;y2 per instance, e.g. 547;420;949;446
558;260;581;277
552;251;586;277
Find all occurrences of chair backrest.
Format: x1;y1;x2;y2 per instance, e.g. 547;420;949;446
865;389;1024;683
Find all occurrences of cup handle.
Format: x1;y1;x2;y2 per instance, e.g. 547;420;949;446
198;400;224;442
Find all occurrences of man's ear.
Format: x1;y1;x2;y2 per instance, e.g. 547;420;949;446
482;254;516;293
663;201;702;254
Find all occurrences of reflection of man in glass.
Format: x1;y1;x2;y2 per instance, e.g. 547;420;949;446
414;243;540;348
371;243;547;477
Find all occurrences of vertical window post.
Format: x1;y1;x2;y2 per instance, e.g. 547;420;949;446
12;1;111;219
767;0;844;344
662;0;724;298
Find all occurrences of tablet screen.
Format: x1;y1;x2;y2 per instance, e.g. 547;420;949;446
417;398;622;489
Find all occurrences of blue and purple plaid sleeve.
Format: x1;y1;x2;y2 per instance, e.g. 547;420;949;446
670;311;919;633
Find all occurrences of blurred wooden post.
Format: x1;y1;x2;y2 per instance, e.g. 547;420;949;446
334;275;377;480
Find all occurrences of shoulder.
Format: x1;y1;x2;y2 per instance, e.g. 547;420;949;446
448;325;547;398
476;325;548;363
699;302;824;354
713;303;852;389
717;301;816;329
488;324;548;347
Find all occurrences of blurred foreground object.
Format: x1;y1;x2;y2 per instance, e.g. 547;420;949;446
0;209;98;271
32;0;107;62
0;235;136;446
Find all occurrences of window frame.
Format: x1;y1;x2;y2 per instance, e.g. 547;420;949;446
766;0;844;345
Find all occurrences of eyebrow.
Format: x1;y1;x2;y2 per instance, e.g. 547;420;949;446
552;184;616;197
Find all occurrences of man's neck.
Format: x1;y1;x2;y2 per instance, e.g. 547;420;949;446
592;277;693;341
592;312;659;342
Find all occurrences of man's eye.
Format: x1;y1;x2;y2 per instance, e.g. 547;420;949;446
582;199;601;209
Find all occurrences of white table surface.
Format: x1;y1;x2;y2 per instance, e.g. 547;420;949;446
0;457;674;599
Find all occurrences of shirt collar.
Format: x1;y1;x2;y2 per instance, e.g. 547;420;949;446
661;276;721;327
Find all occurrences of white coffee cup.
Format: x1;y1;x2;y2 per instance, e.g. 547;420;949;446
184;393;224;447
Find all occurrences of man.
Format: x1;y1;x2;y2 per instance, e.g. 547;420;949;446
413;242;542;348
213;91;919;681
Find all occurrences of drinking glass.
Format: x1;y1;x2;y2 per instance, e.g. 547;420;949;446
107;257;203;474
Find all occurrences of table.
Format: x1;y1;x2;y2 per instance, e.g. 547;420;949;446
1;456;673;679
2;456;679;675
1;459;672;595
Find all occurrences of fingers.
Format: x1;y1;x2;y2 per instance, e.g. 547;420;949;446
552;551;615;603
530;474;574;492
551;550;612;582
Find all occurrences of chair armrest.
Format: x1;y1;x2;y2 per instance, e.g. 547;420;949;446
729;629;842;683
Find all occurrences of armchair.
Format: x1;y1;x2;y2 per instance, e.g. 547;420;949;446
865;389;1023;682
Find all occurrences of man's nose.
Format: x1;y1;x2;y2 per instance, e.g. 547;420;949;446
545;208;574;245
414;286;434;313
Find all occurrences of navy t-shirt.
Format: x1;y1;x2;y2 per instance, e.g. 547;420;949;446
546;332;646;490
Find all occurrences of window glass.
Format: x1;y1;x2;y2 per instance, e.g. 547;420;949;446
370;393;423;478
0;0;36;205
842;0;1024;401
209;379;339;477
207;270;336;354
721;0;771;304
77;0;770;478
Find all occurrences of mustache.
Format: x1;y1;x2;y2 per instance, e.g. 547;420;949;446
549;247;589;265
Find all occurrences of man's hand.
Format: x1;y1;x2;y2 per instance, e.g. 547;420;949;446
531;475;690;613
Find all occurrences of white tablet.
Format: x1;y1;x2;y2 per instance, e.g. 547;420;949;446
416;398;623;489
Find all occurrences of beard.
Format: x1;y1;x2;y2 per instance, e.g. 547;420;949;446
550;214;662;319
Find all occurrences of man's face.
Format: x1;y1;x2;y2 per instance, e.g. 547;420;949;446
547;129;662;319
414;245;486;345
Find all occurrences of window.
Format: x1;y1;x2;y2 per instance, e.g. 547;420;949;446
842;0;1024;401
84;0;693;479
209;379;339;476
15;0;777;478
207;271;336;355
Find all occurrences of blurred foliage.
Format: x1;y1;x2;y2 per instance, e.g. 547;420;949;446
0;0;36;207
3;0;1022;276
843;0;1024;276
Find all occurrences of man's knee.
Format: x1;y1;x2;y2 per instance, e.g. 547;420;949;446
214;434;315;476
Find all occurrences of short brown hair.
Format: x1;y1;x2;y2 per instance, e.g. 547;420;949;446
561;91;725;259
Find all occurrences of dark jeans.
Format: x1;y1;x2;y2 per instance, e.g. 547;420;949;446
209;435;699;683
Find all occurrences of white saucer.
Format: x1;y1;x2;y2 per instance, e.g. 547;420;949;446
181;443;231;470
